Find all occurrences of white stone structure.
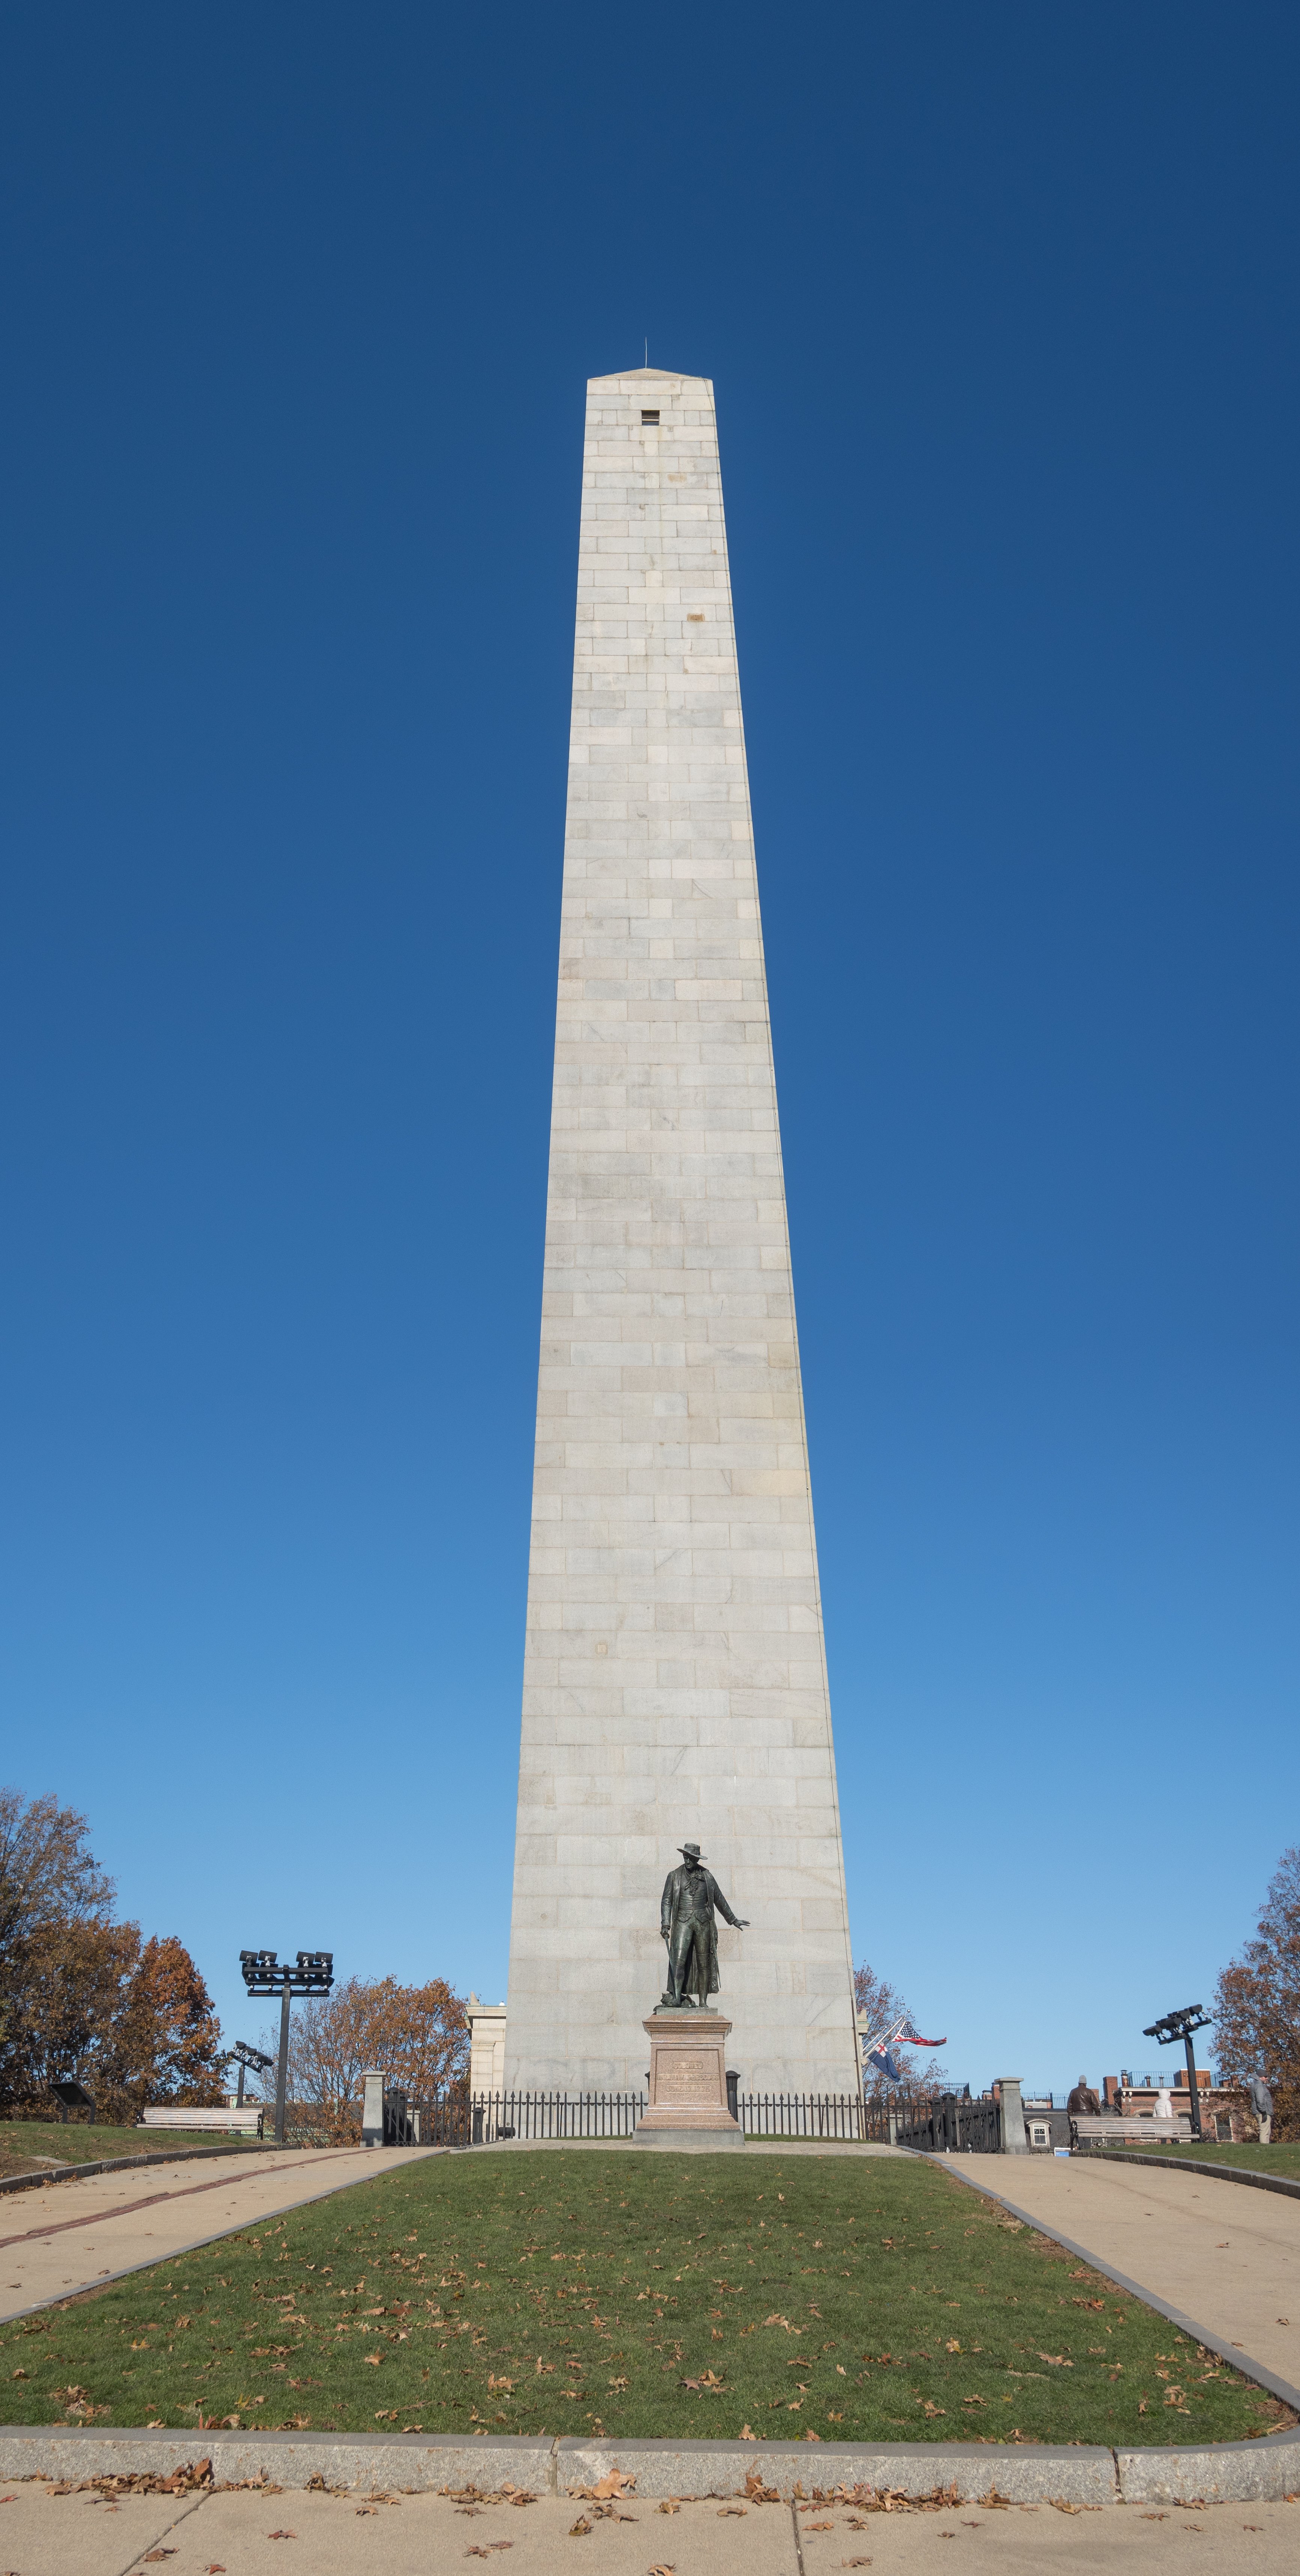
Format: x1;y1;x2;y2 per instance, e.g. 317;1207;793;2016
467;1994;507;2097
505;368;857;2097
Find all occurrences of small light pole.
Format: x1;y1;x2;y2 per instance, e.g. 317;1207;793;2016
1142;2003;1213;2142
225;2040;276;2111
240;1951;334;2145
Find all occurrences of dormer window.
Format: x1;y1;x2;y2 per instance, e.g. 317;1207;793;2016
641;409;660;425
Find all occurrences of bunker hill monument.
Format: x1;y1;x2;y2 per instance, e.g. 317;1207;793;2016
504;369;858;2097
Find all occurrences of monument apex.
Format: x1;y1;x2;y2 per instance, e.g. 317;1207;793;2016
504;368;858;2098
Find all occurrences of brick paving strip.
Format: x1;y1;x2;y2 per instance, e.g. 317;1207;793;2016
0;2140;273;2201
0;2146;378;2254
0;2145;443;2322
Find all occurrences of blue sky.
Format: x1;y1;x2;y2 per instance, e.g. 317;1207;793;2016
2;3;1295;2102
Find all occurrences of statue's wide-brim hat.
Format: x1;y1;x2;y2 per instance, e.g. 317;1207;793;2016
678;1842;704;1860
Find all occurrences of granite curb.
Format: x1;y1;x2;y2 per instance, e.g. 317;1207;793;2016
0;2424;551;2494
1086;2149;1300;2203
1115;2425;1300;2505
0;2142;277;2199
931;2155;1300;2418
2;2422;1299;2504
556;2433;1115;2503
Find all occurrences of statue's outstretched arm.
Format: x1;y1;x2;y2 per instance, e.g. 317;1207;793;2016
707;1872;749;1930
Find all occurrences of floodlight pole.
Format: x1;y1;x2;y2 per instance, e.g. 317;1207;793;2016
274;1980;292;2145
239;1952;334;2149
1142;2003;1212;2143
1181;2029;1203;2142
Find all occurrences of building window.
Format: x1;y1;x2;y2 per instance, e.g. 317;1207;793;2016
641;409;659;424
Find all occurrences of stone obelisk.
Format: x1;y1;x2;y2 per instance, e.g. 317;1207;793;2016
504;368;858;2097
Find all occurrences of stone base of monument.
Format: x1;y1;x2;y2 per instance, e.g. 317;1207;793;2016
633;2010;745;2149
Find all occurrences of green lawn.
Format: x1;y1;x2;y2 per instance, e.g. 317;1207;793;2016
0;2121;262;2177
2;2149;1285;2450
1098;2140;1300;2179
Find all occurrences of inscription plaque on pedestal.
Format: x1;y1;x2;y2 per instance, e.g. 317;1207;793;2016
635;2011;744;2149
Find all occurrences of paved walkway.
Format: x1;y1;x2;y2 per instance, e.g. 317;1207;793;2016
0;2477;1295;2575
0;2146;441;2321
949;2155;1300;2389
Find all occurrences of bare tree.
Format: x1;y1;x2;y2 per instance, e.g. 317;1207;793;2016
265;1975;469;2139
854;1959;948;2096
276;1978;383;2125
0;1789;113;1957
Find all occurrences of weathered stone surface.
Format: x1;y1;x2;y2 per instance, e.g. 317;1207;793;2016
0;2425;555;2493
1116;2430;1300;2505
505;368;858;2097
8;2425;1299;2504
556;2436;1119;2504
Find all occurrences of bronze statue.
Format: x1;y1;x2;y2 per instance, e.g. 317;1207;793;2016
660;1842;748;2008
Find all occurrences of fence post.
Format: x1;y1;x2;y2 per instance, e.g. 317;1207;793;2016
361;2070;384;2149
998;2077;1027;2154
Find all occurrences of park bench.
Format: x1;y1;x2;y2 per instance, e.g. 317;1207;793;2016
1071;2113;1192;2148
139;2107;264;2137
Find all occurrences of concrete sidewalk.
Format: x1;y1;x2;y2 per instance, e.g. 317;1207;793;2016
0;2475;1295;2575
0;2146;442;2320
946;2155;1300;2387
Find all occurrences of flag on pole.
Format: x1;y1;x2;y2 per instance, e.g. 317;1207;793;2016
866;2043;904;2083
898;2019;947;2048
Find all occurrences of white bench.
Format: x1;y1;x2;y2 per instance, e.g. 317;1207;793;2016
139;2107;264;2137
1071;2114;1192;2146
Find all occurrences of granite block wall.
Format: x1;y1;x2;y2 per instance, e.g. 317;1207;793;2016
504;370;858;2095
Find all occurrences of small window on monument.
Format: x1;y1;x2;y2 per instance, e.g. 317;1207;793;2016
641;409;660;424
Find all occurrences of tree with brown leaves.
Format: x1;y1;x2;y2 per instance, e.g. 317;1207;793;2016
0;1788;225;2120
272;1974;468;2137
1214;1846;1300;2142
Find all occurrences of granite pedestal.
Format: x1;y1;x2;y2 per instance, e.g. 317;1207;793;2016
634;2009;745;2149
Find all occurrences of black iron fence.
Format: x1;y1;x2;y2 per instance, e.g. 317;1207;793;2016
404;2091;647;2146
739;2092;889;2140
892;2090;1002;2153
370;2084;1003;2151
